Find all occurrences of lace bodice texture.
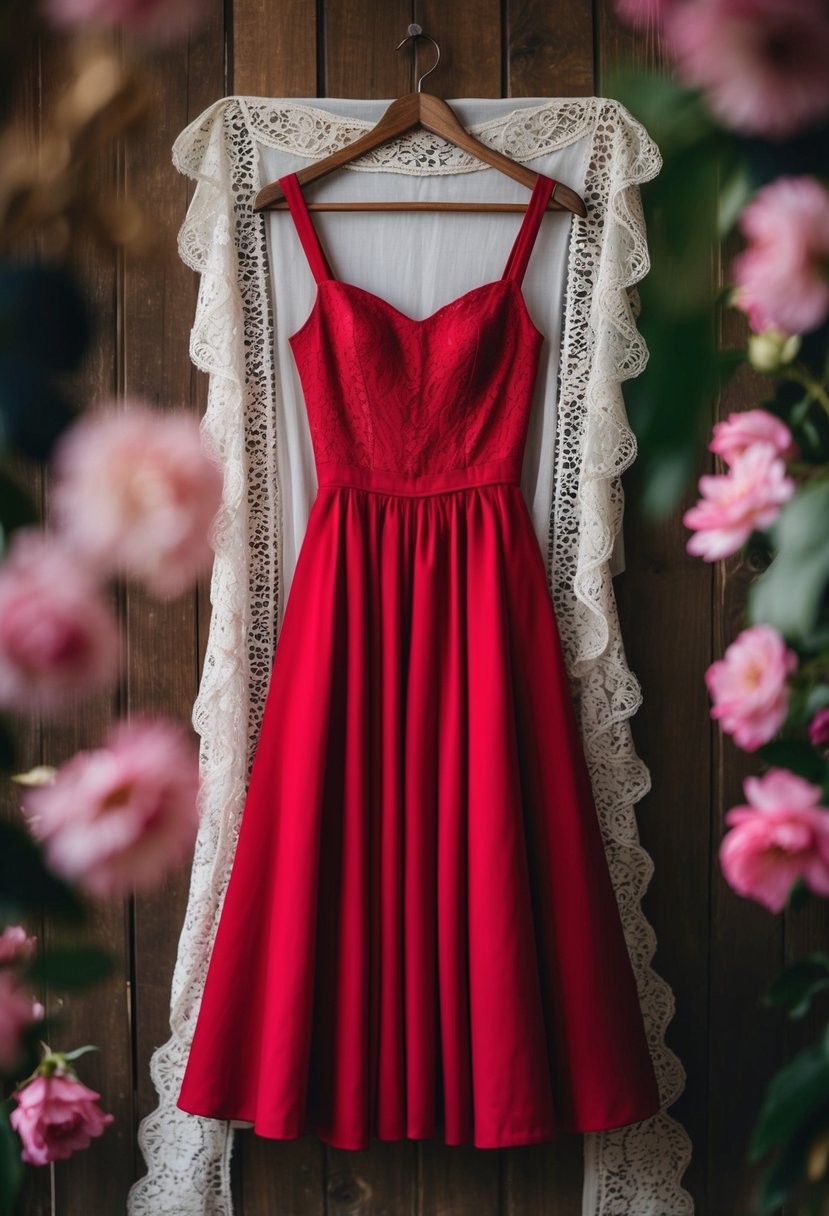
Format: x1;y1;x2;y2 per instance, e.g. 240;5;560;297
280;169;553;486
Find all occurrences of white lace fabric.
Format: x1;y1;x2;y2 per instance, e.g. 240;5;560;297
127;96;694;1216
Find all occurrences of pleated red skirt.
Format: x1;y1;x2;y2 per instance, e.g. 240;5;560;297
176;480;662;1149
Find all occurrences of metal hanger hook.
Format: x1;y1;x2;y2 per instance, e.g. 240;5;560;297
395;23;441;92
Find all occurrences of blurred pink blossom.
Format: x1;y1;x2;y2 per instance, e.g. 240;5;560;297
0;926;37;966
50;401;223;600
21;716;200;899
732;177;829;335
0;972;44;1073
667;0;829;139
709;409;796;466
10;1073;113;1165
0;529;120;714
809;707;829;749
720;769;829;912
43;0;207;43
683;443;795;560
706;624;797;750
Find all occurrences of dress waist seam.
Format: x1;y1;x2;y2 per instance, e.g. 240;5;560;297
315;459;522;499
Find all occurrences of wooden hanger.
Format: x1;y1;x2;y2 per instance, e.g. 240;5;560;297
252;26;587;218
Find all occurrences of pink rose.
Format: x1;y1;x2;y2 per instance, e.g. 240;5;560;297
667;0;829;139
732;177;829;335
0;529;120;714
21;715;200;899
720;769;829;912
0;925;37;966
9;1073;113;1165
0;971;44;1073
706;625;797;751
43;0;207;43
709;409;796;466
809;708;829;749
683;443;795;561
50;401;223;600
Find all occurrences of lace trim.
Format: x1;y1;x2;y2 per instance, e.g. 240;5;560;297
127;96;693;1216
553;100;693;1215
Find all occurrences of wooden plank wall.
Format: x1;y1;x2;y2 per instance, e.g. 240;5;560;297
9;1;823;1213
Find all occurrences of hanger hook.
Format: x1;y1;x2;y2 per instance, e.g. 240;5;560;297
395;23;441;92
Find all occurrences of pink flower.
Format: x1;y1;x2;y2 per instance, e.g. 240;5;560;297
0;529;120;714
0;926;37;966
50;401;223;600
720;769;829;912
732;177;829;335
683;443;795;561
42;0;207;43
667;0;829;139
10;1074;113;1165
706;625;797;750
0;972;44;1073
709;409;796;466
809;707;829;749
21;716;200;899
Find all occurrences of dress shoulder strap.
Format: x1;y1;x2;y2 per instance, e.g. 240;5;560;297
501;173;557;286
277;173;335;284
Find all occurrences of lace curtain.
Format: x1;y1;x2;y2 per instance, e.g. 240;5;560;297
127;95;694;1216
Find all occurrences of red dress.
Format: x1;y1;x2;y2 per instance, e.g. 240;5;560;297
177;170;662;1149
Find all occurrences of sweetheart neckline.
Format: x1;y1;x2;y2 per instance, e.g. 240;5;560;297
287;277;545;346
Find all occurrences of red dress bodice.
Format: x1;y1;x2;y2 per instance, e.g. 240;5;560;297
279;171;556;496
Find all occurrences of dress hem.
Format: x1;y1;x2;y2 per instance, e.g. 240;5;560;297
175;1096;664;1151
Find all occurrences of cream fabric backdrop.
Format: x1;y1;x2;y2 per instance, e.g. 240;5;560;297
127;95;694;1216
260;98;593;603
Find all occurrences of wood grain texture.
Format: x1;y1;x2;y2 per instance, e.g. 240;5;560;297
706;271;786;1214
324;0;411;99
416;0;502;98
232;0;319;97
505;0;594;97
595;2;711;1212
123;20;225;1161
33;24;132;1216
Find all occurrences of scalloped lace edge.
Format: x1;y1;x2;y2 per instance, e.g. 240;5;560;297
127;95;694;1216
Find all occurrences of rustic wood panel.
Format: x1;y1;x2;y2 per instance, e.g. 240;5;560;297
506;0;594;98
125;3;227;1177
30;27;132;1216
706;275;786;1213
11;2;824;1214
230;2;326;1212
596;4;712;1213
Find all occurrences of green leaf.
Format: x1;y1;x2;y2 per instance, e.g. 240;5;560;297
805;685;829;717
60;1044;100;1062
0;821;82;921
0;1103;23;1216
787;877;812;912
607;70;719;156
27;947;112;989
766;955;829;1019
749;482;829;644
750;1034;829;1161
0;461;37;553
756;1127;814;1216
758;739;829;785
718;159;753;237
